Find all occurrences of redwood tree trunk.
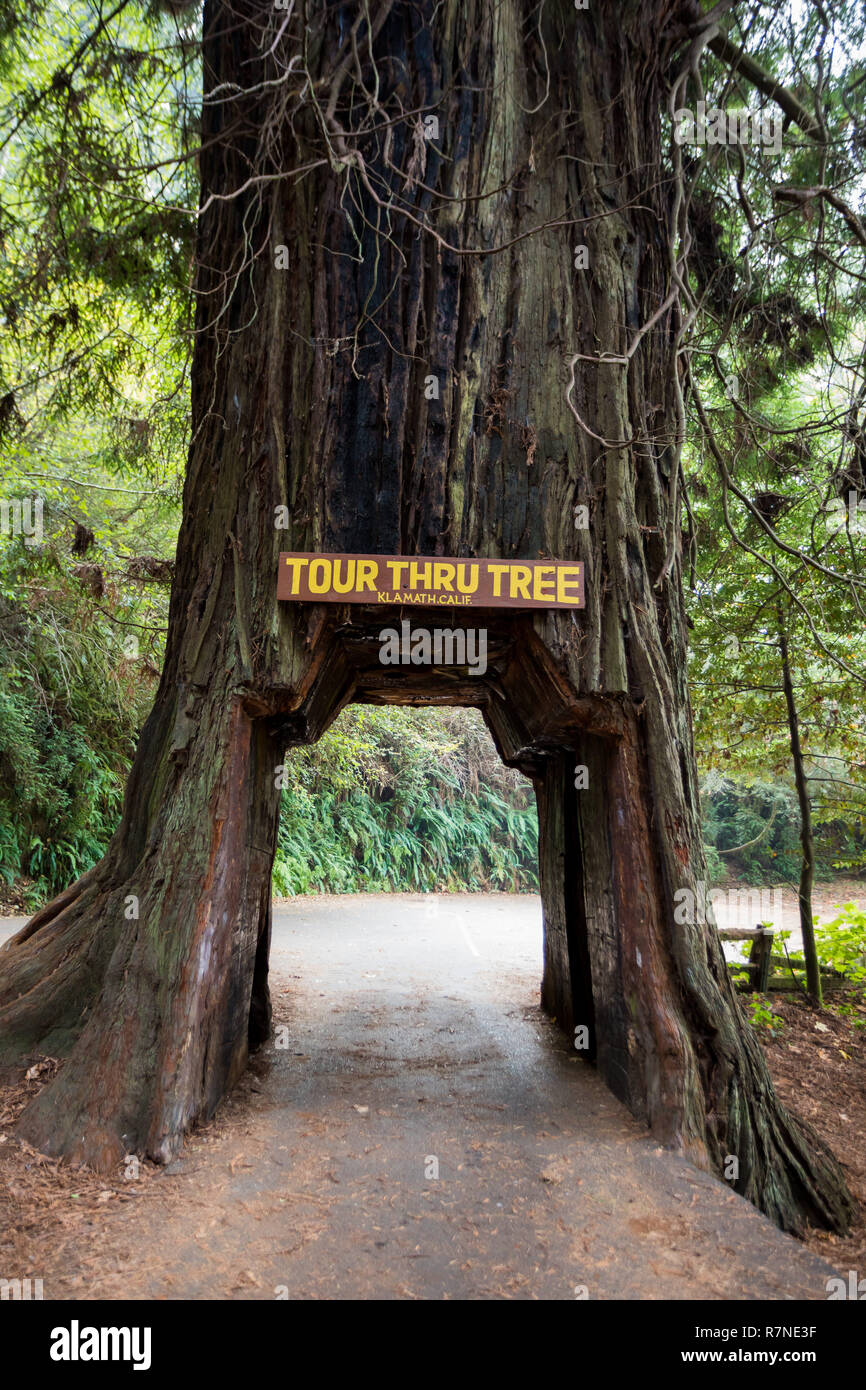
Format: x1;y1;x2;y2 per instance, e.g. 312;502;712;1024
0;0;852;1232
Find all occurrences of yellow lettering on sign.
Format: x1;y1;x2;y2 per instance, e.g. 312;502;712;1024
308;558;332;593
284;557;310;594
387;560;409;588
433;562;456;592
509;564;532;599
456;563;479;593
488;563;509;597
533;566;555;601
410;560;432;589
356;559;378;592
556;565;582;604
332;558;357;593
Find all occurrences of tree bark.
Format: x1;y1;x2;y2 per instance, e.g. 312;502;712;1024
0;0;852;1232
778;612;821;1003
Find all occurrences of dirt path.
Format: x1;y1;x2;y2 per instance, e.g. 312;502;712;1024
0;894;844;1299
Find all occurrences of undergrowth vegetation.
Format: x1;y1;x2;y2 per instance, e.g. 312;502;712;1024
0;529;162;904
700;774;863;885
273;706;538;896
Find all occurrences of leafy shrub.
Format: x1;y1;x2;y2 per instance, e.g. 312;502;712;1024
746;993;785;1034
814;903;866;987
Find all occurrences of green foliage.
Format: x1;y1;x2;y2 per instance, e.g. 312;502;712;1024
0;0;186;902
0;0;196;466
814;903;866;988
760;908;865;1019
702;776;801;882
272;706;539;896
0;526;163;898
699;774;859;884
682;6;866;881
746;993;785;1036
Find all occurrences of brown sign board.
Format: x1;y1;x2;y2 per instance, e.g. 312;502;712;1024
277;553;585;610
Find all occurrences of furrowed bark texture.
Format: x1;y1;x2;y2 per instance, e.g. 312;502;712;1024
0;0;852;1231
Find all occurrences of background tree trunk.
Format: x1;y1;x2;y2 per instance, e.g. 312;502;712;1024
0;0;853;1232
778;612;821;1003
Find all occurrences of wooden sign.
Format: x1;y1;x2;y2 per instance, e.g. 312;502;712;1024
277;553;584;609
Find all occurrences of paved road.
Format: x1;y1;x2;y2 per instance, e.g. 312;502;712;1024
0;894;840;1299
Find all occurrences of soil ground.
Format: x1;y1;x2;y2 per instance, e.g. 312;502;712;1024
759;994;866;1274
0;893;860;1300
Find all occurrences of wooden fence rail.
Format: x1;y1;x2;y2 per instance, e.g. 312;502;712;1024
718;926;847;994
